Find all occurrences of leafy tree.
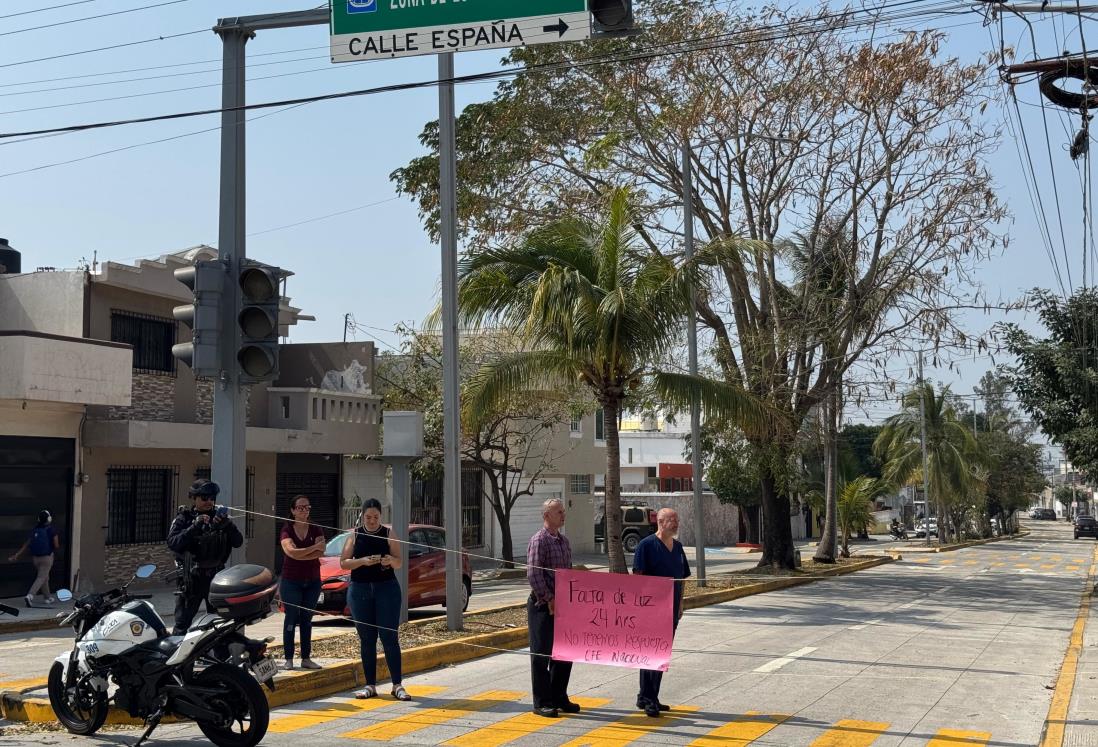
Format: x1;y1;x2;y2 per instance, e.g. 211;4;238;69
1006;289;1098;481
453;187;764;573
393;1;1006;568
700;430;763;542
1055;485;1076;515
379;326;578;567
874;383;978;543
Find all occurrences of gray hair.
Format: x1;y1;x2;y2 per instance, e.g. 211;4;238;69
541;498;564;517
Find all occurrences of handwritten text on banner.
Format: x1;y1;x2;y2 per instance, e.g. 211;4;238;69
552;569;675;671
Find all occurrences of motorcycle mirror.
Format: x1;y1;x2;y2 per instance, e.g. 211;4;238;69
135;564;156;579
56;589;73;602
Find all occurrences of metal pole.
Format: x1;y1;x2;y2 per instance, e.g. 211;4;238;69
438;52;464;631
213;26;251;566
918;354;932;547
390;459;411;625
681;141;706;586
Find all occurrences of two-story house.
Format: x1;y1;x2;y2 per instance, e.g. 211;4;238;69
0;244;380;599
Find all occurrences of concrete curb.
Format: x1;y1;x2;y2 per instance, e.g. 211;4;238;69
0;556;894;724
901;530;1031;554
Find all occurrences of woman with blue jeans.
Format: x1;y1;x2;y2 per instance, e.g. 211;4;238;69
279;494;326;670
340;498;410;701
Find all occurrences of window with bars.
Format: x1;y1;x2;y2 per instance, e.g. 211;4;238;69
570;413;582;435
110;310;176;374
106;467;176;545
570;474;592;494
194;467;256;538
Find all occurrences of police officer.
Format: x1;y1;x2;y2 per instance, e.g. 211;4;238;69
167;479;243;634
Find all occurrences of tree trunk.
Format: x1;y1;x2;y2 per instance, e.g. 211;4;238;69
815;391;839;563
757;471;797;569
488;484;515;569
603;400;627;574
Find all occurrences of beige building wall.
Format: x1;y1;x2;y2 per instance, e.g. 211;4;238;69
80;448;278;587
0;271;85;337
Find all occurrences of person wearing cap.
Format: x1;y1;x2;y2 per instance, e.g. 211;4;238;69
167;479;243;634
8;510;60;607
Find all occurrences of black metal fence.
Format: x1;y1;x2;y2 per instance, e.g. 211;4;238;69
412;467;484;548
106;466;176;545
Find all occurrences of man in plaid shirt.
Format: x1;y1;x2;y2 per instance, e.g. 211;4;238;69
526;497;579;718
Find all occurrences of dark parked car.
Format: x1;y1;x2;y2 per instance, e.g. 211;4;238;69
1074;515;1098;539
595;504;658;553
1031;508;1058;520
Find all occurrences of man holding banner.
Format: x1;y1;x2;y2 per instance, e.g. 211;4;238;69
526;498;579;718
632;508;690;718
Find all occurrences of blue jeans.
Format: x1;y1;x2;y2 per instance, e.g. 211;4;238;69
279;578;321;660
349;579;402;686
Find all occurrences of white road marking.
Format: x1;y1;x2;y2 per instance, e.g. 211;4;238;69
754;646;817;673
848;618;883;630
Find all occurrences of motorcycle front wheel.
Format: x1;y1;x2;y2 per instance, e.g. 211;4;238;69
47;662;107;736
193;663;269;747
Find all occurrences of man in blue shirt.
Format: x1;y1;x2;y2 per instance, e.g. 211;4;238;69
631;507;690;718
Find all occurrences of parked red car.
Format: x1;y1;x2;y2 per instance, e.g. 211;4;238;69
314;524;472;616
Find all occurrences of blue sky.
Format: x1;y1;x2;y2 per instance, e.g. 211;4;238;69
0;0;1088;428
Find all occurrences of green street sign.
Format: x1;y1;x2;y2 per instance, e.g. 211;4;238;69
330;0;591;62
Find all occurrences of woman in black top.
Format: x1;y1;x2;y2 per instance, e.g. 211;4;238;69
340;498;409;701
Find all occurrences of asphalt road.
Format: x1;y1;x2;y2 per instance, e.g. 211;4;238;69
3;520;1091;746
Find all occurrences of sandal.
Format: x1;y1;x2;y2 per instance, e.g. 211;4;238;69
354;685;377;699
391;685;411;701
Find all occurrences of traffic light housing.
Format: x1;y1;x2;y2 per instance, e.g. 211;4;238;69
590;0;634;34
237;260;286;383
171;260;225;378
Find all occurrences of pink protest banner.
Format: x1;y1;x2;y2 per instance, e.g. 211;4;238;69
552;569;675;671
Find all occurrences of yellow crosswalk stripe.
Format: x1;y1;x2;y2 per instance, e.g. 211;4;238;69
339;689;523;741
939;559;955;565
1041;564;1056;570
1015;564;1030;569
809;719;889;746
689;711;789;746
912;558;931;564
443;697;610;747
560;705;701;746
927;727;991;745
269;686;447;733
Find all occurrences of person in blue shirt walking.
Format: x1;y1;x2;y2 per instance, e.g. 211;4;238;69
631;507;690;718
8;510;60;607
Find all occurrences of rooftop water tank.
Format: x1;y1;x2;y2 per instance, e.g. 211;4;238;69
0;238;20;274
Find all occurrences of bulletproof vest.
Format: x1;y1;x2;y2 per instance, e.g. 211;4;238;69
183;510;231;573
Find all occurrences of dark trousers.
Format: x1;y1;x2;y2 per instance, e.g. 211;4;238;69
173;575;213;635
280;578;322;660
528;595;573;709
349;579;403;686
638;617;679;705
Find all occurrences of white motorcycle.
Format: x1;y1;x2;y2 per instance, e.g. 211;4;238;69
49;563;279;747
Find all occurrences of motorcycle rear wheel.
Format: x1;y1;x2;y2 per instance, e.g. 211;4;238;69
47;662;107;736
193;663;269;747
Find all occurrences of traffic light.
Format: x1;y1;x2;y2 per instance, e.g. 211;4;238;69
172;260;225;378
590;0;634;34
237;260;286;383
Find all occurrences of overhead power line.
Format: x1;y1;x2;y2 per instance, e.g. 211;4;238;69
0;1;97;21
0;0;973;141
1;0;190;38
0;27;207;69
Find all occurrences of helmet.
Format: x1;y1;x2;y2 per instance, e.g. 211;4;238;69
189;479;220;499
38;510;52;524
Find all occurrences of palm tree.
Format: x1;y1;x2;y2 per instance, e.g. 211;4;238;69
454;187;764;573
837;477;882;558
874;383;977;543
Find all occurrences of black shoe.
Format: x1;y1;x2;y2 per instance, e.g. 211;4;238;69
556;699;581;714
656;702;670;712
532;706;559;718
636;698;649;711
644;703;661;718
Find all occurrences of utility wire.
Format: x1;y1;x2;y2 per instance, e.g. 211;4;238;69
1;0;189;37
0;0;975;141
0;27;207;69
0;1;97;21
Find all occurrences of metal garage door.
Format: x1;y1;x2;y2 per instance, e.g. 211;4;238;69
275;473;339;573
0;437;73;600
506;478;564;563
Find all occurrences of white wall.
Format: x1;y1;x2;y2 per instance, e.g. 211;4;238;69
0;272;85;336
0;335;131;406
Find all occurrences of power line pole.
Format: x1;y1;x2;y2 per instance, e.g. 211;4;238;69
918;354;932;547
681;139;706;587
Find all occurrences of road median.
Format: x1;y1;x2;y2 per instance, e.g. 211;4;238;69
0;554;893;724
